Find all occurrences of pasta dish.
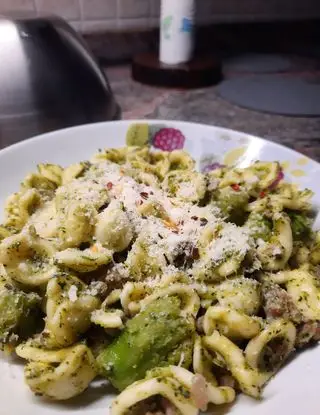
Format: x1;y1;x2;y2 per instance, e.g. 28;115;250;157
0;142;319;415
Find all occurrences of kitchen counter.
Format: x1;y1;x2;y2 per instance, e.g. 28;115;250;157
107;65;320;162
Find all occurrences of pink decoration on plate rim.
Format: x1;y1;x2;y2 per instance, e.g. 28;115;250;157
153;128;185;151
202;162;225;173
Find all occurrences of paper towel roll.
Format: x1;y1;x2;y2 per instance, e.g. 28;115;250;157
160;0;195;65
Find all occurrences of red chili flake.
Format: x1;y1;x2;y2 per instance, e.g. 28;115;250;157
106;182;113;190
260;191;266;198
191;216;198;221
135;200;143;206
231;184;240;192
140;192;149;200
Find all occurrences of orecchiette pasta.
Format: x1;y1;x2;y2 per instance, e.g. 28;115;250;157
94;200;133;252
265;266;320;320
44;275;100;347
204;330;269;398
54;244;112;273
4;189;41;230
0;140;318;414
140;284;201;317
16;342;97;400
257;212;293;271
37;164;63;187
203;306;262;339
111;365;235;415
91;309;125;329
56;201;97;249
192;335;218;385
0;226;57;287
214;277;261;315
245;319;296;373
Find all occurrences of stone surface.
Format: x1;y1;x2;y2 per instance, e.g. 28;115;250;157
107;65;320;162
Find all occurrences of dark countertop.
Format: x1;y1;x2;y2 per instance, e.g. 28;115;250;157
107;65;320;162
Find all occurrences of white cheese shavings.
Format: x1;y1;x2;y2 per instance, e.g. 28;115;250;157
178;352;185;367
68;285;78;302
18;262;28;272
246;175;259;184
272;246;283;256
177;182;197;199
209;223;250;264
257;238;266;247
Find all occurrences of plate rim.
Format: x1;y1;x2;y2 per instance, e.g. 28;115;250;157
0;120;319;169
0;120;320;413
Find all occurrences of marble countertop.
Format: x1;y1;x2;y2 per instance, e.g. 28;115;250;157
107;65;320;162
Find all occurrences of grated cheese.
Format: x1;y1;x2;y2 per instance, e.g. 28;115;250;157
68;285;78;302
18;262;28;272
209;223;250;264
178;352;185;367
177;182;197;199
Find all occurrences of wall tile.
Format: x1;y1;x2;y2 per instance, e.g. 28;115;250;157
0;0;35;12
118;0;149;19
117;17;150;29
150;0;160;17
80;0;117;20
3;0;320;33
82;19;118;33
35;0;80;20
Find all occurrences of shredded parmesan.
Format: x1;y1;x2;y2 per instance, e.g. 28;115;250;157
68;285;78;302
209;223;250;264
178;352;185;367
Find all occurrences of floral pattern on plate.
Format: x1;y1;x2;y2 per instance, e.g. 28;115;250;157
126;123;186;151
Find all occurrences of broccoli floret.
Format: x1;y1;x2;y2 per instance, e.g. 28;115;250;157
0;280;42;346
97;296;194;391
213;187;249;224
287;212;312;240
246;212;273;241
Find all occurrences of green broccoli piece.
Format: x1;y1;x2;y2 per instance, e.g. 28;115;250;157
97;296;194;391
287;212;312;240
0;281;42;346
166;337;194;368
213;187;249;224
246;212;273;241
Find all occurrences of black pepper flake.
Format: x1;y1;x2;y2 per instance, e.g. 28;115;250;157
163;253;170;266
191;216;198;221
200;218;208;226
191;247;200;260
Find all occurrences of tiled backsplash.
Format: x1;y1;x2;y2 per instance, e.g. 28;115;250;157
0;0;319;33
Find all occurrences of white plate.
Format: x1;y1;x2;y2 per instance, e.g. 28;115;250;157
0;120;319;415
